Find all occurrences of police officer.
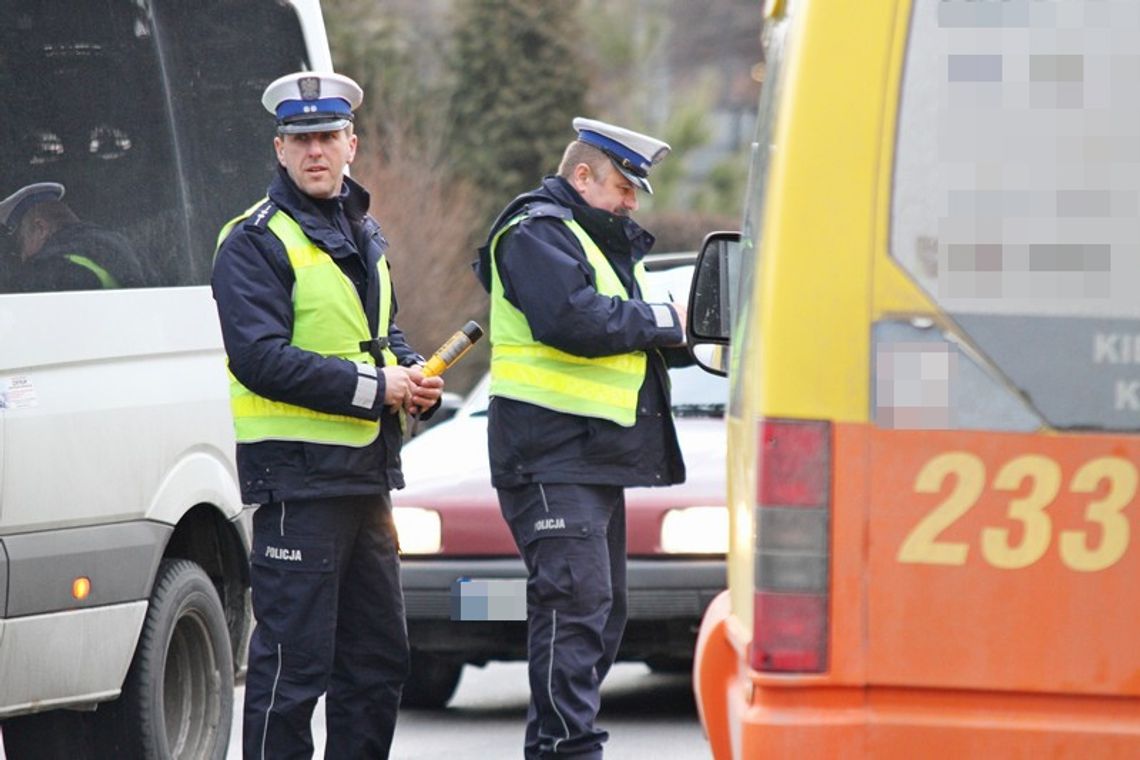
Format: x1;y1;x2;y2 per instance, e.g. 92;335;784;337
474;117;688;759
211;71;444;759
0;181;147;292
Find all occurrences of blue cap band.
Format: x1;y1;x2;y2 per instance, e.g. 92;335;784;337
275;97;353;122
576;129;650;177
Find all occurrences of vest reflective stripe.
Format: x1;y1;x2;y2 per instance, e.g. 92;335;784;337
65;254;119;288
219;201;395;446
489;213;647;427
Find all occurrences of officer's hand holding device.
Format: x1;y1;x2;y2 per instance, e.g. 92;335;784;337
405;320;483;422
382;365;419;411
405;367;444;415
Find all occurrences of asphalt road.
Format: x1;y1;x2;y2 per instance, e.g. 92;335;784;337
227;661;711;759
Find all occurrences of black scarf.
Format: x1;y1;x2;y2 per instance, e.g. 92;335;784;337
570;202;634;260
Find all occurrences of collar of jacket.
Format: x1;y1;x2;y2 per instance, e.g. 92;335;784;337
268;166;376;259
474;175;657;292
543;176;655;262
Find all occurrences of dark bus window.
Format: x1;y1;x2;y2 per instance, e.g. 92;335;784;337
0;0;308;293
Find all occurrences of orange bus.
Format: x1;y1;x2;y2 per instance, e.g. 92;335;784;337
687;0;1140;756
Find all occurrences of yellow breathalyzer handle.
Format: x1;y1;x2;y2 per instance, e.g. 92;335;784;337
423;321;484;377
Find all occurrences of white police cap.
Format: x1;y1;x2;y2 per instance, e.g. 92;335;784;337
572;117;671;194
262;72;364;135
0;182;65;233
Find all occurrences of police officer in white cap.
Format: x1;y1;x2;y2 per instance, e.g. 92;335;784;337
211;71;444;759
473;118;688;759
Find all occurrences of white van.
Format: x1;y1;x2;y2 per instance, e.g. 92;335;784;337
0;2;332;757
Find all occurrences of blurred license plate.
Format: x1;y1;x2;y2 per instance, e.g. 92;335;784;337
450;578;526;621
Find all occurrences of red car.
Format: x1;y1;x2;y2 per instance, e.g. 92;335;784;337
393;262;727;708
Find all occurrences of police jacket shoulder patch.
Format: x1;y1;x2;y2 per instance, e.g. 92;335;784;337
244;201;278;233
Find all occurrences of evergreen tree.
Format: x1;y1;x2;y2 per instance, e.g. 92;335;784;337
447;0;589;210
323;0;453;150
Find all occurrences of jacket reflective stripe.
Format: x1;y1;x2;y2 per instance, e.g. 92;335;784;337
65;254;119;288
489;213;647;427
218;200;395;446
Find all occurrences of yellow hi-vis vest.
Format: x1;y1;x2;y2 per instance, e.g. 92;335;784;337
216;200;396;446
65;254;119;288
489;213;648;427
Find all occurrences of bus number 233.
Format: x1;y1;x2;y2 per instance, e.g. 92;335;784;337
897;452;1134;572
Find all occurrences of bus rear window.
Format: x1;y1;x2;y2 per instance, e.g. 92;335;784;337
890;1;1140;431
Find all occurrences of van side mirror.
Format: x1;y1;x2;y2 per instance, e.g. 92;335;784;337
687;231;741;376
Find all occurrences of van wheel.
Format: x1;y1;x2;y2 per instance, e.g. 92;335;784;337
401;650;463;709
2;559;234;760
107;558;234;759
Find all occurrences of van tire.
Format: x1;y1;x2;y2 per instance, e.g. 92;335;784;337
401;650;463;709
2;560;234;759
108;558;234;759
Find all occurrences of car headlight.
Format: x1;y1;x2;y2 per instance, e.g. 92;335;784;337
392;507;442;555
660;506;728;554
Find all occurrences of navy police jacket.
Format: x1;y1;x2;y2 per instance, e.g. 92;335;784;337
474;176;688;490
212;167;421;504
9;222;148;293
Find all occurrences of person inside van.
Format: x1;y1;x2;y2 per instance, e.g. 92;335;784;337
0;181;148;293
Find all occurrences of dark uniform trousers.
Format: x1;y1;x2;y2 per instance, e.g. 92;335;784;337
243;493;409;760
499;482;628;760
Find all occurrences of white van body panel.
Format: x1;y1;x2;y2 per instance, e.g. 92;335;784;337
0;286;234;713
0;287;236;533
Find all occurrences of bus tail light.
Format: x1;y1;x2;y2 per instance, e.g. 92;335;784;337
750;418;831;673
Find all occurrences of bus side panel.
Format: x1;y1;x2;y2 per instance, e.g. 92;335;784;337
866;688;1140;760
829;422;872;685
692;589;739;760
736;688;866;760
866;428;1140;697
731;685;1140;760
704;421;1140;758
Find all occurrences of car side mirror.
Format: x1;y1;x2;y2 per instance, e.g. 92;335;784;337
687;231;741;376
